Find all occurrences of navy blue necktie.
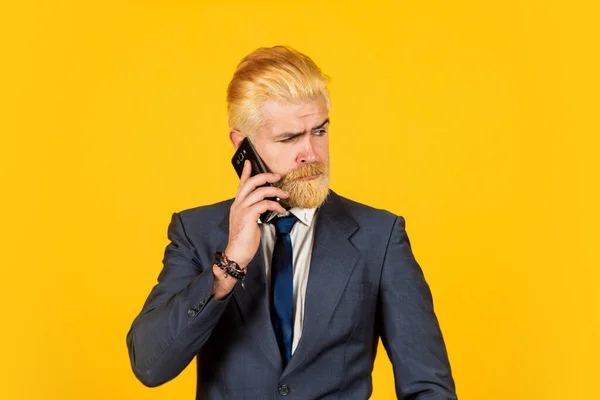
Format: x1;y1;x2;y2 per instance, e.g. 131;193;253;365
271;214;298;366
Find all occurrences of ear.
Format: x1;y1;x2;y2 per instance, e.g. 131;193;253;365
229;129;245;150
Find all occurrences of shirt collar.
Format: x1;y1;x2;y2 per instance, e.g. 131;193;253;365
259;207;318;228
286;207;317;227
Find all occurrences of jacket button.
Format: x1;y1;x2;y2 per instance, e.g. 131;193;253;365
277;384;290;396
187;309;196;317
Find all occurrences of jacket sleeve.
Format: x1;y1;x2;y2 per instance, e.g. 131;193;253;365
126;212;232;387
378;216;457;399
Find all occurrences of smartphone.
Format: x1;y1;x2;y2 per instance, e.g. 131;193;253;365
231;137;280;223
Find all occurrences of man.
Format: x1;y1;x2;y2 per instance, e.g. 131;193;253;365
127;46;457;399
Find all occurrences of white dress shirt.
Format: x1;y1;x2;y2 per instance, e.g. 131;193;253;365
258;207;318;354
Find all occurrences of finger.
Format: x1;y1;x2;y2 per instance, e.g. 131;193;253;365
241;186;289;209
237;172;281;201
236;160;253;195
249;200;287;217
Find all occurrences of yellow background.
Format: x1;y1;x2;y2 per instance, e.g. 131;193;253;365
2;1;598;399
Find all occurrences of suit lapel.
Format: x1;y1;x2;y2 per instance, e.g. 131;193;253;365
217;216;282;370
282;190;360;377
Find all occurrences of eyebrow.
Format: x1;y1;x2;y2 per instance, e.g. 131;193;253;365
273;118;330;140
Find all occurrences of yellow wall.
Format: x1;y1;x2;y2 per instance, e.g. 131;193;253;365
2;1;598;399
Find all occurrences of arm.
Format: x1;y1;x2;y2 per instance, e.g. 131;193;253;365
126;212;232;387
378;216;457;399
126;161;289;388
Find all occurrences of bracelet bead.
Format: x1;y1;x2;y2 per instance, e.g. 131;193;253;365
214;251;247;288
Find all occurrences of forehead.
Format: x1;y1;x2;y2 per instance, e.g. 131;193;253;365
260;95;329;134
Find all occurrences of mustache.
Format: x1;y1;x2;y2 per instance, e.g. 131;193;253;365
282;163;328;182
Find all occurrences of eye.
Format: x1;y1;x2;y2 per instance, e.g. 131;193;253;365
280;135;301;143
314;129;327;136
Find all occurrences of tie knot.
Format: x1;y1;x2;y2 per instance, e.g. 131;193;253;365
273;214;298;235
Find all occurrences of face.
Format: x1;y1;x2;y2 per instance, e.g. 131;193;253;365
231;94;330;209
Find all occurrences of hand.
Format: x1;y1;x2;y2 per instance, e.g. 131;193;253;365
216;160;288;293
213;160;288;298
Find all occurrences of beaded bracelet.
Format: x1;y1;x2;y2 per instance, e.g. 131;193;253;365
214;251;247;288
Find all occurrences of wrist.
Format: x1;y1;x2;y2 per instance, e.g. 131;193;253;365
224;246;249;270
212;263;237;299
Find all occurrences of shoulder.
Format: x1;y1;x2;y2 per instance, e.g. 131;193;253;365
329;190;405;233
175;197;234;227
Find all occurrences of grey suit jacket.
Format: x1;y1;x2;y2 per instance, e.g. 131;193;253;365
126;190;457;399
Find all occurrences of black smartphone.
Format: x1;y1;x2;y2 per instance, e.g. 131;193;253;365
231;137;280;223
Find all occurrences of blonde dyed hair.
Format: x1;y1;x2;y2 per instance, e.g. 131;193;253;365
227;46;331;137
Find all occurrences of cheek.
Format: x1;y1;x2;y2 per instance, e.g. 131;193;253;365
263;145;294;174
315;139;329;161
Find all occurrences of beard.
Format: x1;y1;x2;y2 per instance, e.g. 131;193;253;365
274;162;330;209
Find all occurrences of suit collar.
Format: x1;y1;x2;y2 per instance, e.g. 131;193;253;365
314;190;359;238
282;190;360;376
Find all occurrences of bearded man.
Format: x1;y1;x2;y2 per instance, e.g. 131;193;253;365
127;46;457;399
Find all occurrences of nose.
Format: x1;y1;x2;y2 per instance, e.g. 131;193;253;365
297;136;317;164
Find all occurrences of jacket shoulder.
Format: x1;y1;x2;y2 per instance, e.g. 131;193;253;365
176;198;234;225
332;191;403;228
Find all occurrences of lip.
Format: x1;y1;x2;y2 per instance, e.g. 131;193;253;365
296;174;320;181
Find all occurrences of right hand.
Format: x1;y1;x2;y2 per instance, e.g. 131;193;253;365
224;160;289;269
